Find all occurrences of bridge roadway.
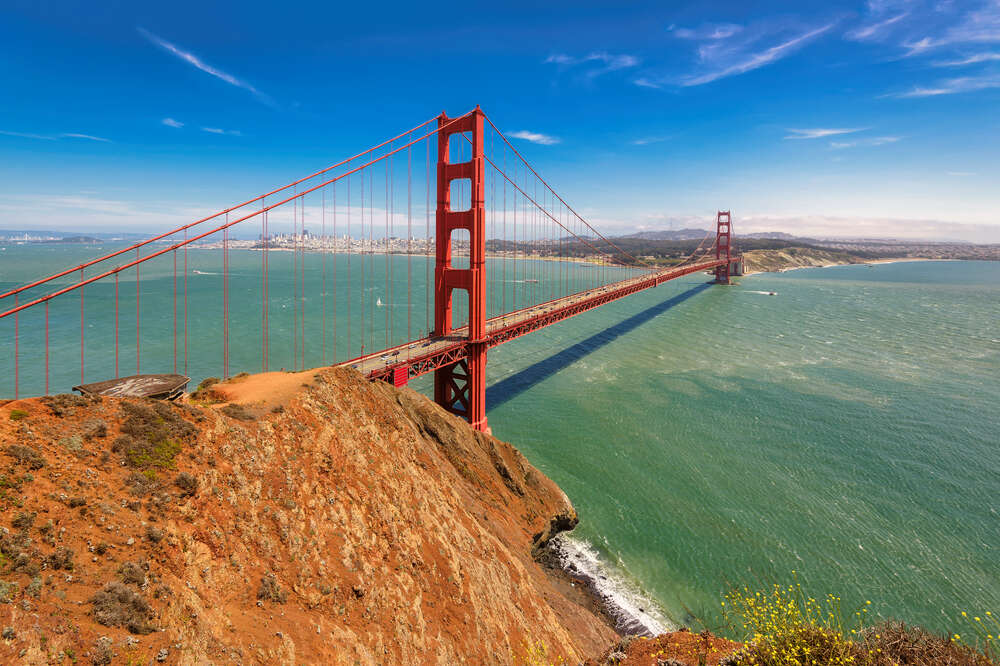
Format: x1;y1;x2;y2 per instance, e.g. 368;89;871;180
340;257;729;385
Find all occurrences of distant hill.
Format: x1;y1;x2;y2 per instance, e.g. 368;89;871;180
741;231;802;241
622;228;711;241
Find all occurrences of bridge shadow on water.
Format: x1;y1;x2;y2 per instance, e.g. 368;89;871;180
486;281;712;409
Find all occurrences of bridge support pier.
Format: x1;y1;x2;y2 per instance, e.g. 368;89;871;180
433;106;489;432
714;211;732;284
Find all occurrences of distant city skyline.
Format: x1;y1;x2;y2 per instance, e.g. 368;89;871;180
1;1;998;242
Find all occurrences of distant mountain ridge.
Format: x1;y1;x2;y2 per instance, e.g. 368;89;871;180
622;228;711;240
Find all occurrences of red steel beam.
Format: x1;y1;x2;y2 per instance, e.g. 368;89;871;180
361;258;729;385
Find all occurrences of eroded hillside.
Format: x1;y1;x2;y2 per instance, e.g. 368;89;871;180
0;368;617;664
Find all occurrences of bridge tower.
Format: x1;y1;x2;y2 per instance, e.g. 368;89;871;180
714;210;732;284
433;106;489;432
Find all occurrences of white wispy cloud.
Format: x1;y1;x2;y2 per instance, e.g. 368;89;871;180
162;117;184;128
630;136;670;146
681;23;836;86
0;130;56;140
901;1;1000;55
830;136;902;148
138;27;274;106
0;130;110;142
544;52;639;78
633;77;662;89
672;23;744;40
845;12;909;41
785;127;867;139
892;74;1000;96
509;130;560;145
61;133;111;142
202;127;242;136
933;51;1000;65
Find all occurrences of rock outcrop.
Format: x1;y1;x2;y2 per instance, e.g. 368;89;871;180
0;368;617;664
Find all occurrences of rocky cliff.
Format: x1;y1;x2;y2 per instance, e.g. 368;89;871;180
0;368;617;664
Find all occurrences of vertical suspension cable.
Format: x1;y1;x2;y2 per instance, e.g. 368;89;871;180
332;182;337;363
184;228;188;375
44;300;49;395
368;167;374;355
80;269;85;384
262;201;268;371
223;218;229;379
299;194;306;370
135;249;140;374
407;145;412;354
293;190;298;370
360;170;365;358
385;153;390;350
322;188;327;365
12;294;17;399
115;270;120;378
173;248;177;374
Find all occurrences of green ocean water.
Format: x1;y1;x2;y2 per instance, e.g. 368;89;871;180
3;246;998;633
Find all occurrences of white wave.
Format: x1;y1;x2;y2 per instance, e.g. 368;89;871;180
549;533;673;636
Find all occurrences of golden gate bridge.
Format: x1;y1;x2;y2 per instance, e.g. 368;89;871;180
0;106;741;431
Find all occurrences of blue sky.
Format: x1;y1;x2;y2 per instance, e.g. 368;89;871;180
1;0;998;240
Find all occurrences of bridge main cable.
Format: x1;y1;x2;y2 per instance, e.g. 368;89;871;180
0;113;474;321
0;114;443;304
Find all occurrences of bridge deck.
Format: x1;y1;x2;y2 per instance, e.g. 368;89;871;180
341;258;727;384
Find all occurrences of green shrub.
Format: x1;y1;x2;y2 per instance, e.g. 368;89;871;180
8;409;28;421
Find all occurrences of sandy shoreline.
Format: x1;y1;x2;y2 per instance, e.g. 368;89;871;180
742;256;944;276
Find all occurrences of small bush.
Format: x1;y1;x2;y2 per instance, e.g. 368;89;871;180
92;636;114;665
45;547;74;571
191;377;224;404
8;409;28;421
115;401;196;469
117;561;147;587
257;573;287;603
25;576;42;598
174;472;198;497
90;582;154;634
126;472;161;497
11;510;36;530
145;526;165;543
0;580;19;604
82;419;108;440
40;393;92;417
221;403;254;421
94;542;110;556
4;445;46;470
860;621;994;666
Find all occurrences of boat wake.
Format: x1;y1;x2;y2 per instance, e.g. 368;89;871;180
548;533;672;636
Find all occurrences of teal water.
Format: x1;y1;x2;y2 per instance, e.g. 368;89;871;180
3;247;998;633
474;260;999;633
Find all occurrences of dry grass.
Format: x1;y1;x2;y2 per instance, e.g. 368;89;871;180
113;401;196;469
4;444;46;470
90;581;154;634
257;573;287;603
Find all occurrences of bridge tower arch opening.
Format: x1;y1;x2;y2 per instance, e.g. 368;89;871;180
433;107;489;432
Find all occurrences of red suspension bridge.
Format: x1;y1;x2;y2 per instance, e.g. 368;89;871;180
0;106;741;432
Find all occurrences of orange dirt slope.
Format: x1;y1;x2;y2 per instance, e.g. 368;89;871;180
0;367;617;664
